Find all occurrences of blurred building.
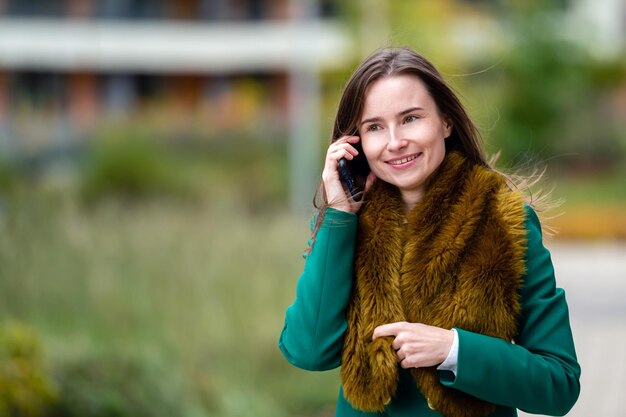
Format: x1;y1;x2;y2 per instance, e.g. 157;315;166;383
1;0;623;210
0;0;351;157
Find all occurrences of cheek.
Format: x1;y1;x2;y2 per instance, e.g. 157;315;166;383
360;139;374;159
361;140;382;166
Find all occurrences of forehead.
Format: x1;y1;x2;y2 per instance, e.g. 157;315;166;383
361;74;435;117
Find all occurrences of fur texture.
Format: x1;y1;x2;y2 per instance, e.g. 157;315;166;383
340;152;527;417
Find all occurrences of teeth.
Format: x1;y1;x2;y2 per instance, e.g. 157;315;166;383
389;154;418;165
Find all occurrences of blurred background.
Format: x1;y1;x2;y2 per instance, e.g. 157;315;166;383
0;1;624;416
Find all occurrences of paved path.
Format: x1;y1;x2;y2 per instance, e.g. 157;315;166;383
519;241;626;417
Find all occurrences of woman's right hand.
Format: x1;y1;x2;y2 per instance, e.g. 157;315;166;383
322;135;375;213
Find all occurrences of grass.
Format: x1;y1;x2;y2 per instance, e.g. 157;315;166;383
0;186;340;417
555;172;626;205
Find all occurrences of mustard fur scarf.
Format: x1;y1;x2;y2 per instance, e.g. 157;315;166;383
340;151;528;417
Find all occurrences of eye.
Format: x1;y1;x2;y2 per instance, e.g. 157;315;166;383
366;124;382;132
403;115;420;124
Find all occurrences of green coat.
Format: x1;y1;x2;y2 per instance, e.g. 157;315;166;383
278;206;580;417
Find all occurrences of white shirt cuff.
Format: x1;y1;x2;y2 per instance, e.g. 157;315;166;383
436;328;458;376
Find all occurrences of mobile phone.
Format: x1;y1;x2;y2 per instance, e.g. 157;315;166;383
337;139;370;202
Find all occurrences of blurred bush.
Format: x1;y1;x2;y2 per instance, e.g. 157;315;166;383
196;135;289;212
80;128;196;204
0;322;215;417
77;126;289;211
0;159;19;200
0;321;57;417
49;353;201;417
487;25;626;171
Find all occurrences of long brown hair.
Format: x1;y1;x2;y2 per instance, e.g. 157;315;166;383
309;47;547;245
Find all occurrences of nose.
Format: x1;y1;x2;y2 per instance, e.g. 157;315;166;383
386;127;407;152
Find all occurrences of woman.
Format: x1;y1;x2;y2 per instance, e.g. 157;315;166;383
278;47;580;417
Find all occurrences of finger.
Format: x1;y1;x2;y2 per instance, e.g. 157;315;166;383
329;150;354;161
335;135;360;144
329;148;359;162
395;346;406;361
391;337;403;351
327;152;358;167
372;322;405;340
400;357;413;369
328;143;359;158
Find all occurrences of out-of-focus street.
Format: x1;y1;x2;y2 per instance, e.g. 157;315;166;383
520;241;626;417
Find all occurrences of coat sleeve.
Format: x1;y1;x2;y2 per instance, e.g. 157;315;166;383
278;208;357;371
439;206;581;416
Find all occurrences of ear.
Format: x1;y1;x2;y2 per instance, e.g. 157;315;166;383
443;116;453;139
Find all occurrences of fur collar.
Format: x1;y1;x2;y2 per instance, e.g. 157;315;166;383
340;152;527;417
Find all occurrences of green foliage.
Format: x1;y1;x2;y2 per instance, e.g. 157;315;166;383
0;188;331;417
77;126;290;210
476;15;626;170
492;26;623;165
198;137;289;211
0;159;18;196
0;321;57;417
50;353;198;417
80;129;194;204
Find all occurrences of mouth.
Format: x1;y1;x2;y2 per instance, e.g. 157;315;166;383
386;153;421;166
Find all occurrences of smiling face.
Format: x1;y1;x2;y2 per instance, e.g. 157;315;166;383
358;74;452;209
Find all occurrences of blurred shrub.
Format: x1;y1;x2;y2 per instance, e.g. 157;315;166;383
0;321;58;417
80;129;194;204
483;14;626;171
0;159;18;195
197;135;289;211
50;353;202;417
79;126;290;210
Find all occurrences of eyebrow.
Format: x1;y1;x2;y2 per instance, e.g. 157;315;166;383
359;107;424;126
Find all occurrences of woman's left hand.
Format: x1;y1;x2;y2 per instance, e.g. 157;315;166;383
372;322;454;369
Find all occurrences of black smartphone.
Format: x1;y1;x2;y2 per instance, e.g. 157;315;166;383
338;138;370;202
